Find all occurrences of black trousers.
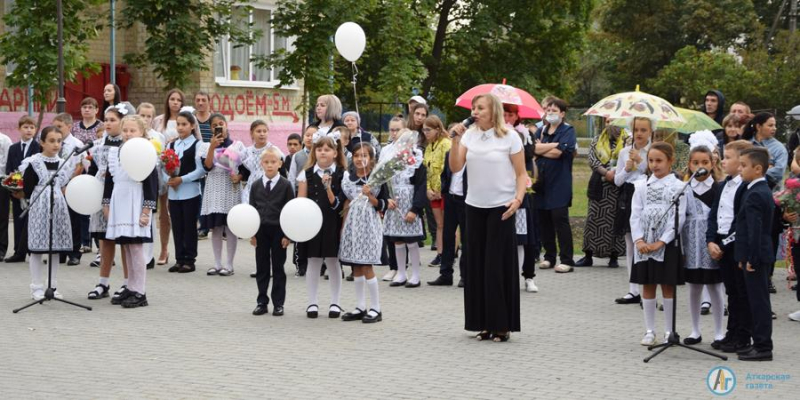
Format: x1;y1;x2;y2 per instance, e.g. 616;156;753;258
60;207;82;262
440;193;466;279
538;206;574;265
464;205;520;332
386;238;398;271
10;197;28;256
718;239;752;345
0;188;9;257
742;262;773;352
169;196;200;266
424;201;437;248
255;225;287;307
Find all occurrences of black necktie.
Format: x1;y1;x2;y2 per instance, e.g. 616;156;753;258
265;180;272;194
21;143;26;157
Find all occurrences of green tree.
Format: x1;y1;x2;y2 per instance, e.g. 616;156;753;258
121;0;257;90
0;0;104;127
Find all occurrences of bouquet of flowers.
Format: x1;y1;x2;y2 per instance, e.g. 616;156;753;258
1;171;27;209
776;178;800;241
214;141;246;176
161;149;180;176
366;130;419;188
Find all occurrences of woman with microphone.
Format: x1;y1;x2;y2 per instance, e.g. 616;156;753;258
450;94;527;342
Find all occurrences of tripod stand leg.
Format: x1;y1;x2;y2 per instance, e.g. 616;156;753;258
675;343;728;360
51;297;92;311
644;343;673;363
12;299;45;313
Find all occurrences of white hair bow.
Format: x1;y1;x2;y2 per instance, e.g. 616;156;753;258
180;106;196;114
114;103;129;116
689;130;718;153
312;129;341;144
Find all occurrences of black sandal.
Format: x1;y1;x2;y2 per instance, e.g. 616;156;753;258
492;332;511;342
475;331;491;341
306;304;319;319
87;284;109;300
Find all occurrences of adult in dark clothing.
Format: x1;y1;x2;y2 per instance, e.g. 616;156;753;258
701;90;726;127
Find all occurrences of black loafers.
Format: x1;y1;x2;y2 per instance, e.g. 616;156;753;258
272;306;284;316
738;348;773;361
253;304;268;316
683;336;702;345
427;276;453;286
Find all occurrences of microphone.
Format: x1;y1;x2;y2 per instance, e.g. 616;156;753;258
450;117;475;138
73;141;94;155
694;168;709;178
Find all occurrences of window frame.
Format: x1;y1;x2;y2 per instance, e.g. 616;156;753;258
214;3;297;90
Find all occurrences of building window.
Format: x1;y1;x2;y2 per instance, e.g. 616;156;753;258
214;5;293;89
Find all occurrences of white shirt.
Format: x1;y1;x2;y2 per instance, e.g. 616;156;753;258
60;134;85;161
748;177;766;190
20;139;33;158
296;163;337;183
261;174;280;190
0;133;12;174
460;127;522;208
449;166;466;196
614;143;650;187
717;175;742;234
690;177;713;195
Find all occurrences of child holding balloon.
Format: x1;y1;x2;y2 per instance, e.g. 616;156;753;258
201;113;242;276
339;142;389;323
250;147;294;317
21;126;75;300
103;115;159;308
297;135;347;319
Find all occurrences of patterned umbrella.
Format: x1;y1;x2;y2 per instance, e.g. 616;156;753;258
455;81;545;119
611;107;721;133
584;89;684;123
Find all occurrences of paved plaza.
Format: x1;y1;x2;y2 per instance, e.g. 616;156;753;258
0;231;798;399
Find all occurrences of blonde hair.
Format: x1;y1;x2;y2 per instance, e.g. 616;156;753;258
120;115;150;139
259;146;284;162
303;136;347;170
423;115;448;143
137;102;156;116
317;94;342;123
471;94;509;137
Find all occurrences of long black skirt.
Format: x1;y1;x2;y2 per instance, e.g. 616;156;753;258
464;205;521;332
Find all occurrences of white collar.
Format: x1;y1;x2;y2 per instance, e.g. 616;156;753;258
691;177;713;190
21;138;33;145
314;164;336;174
646;173;674;185
728;175;742;185
747;177;767;189
261;174;280;187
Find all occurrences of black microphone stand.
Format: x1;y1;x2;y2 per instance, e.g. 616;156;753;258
13;147;92;313
643;169;724;362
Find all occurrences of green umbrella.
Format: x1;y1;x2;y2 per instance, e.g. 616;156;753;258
612;107;722;133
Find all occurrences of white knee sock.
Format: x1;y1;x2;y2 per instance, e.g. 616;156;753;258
517;245;525;274
225;226;237;270
625;234;640;296
708;283;726;341
407;242;421;284
366;277;381;313
643;298;656;332
326;257;342;306
143;240;154;263
394;244;407;282
29;254;44;289
663;298;675;335
354;276;366;311
211;226;224;270
701;285;711;305
305;258;322;308
688;283;703;338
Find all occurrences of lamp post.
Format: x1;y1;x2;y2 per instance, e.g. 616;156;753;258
110;0;116;84
56;0;66;113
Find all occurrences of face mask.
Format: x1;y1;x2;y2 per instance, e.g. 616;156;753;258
545;113;561;125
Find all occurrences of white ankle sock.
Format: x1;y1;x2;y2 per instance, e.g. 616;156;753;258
394;244;408;281
688;284;702;338
354;276;366;311
366;277;380;313
643;298;656;332
709;283;726;340
663;298;675;334
99;277;110;287
306;258;322;306
407;242;421;284
326;257;342;306
122;278;128;287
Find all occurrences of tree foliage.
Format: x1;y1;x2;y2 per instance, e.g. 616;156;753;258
0;0;104;125
121;0;257;90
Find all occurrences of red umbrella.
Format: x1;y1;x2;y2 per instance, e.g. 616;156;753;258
455;80;545;119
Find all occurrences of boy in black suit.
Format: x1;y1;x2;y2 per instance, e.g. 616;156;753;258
734;147;774;361
250;147;294;317
4;116;40;263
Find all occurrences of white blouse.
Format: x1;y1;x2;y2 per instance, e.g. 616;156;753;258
614;143;650;187
460;127;522;208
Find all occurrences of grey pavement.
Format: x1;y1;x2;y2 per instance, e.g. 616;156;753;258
0;228;798;399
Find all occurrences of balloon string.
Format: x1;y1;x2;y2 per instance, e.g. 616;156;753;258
351;62;359;115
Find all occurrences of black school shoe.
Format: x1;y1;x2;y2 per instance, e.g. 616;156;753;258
738;348;773;361
252;304;268;316
272;306;284;316
574;256;593;267
121;292;148;308
362;309;382;323
341;308;365;321
683;336;702;345
110;286;131;305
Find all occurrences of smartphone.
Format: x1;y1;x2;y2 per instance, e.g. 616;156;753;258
214;126;223;137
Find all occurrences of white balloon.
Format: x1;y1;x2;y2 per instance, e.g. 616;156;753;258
280;198;323;243
227;204;261;239
120;137;157;182
65;175;104;216
334;22;366;62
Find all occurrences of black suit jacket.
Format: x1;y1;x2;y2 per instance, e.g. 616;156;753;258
734;180;775;266
249;176;294;226
6;140;40;174
441;151;467;197
706;179;740;245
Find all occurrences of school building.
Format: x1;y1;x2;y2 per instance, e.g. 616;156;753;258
0;0;303;147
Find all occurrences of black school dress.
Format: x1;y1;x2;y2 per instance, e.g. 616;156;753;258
298;167;346;259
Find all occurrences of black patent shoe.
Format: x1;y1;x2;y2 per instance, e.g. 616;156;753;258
272;306;284;316
615;293;641;304
738;348;772;361
329;304;343;318
389;280;407;287
341;308;365;321
168;263;182;273
700;302;711;315
306;304;318;319
683;336;702;345
405;281;421;288
110;285;131;305
146;258;155;270
427;275;453;286
574;256;593;267
252;304;268;316
362;309;382;323
121;292;148;308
